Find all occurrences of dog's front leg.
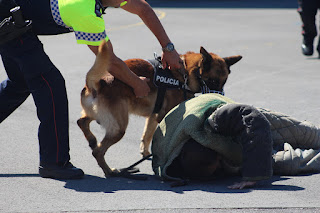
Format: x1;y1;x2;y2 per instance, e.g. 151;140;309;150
140;114;158;157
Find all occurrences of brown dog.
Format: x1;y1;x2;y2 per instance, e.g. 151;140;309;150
77;41;242;177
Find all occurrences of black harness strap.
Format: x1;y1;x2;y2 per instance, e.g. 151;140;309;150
153;87;166;113
148;56;192;113
148;58;168;113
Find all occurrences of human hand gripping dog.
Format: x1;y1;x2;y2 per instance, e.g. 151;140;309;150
162;48;183;70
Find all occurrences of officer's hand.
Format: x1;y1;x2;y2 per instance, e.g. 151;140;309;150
228;181;257;189
162;50;183;71
134;77;150;98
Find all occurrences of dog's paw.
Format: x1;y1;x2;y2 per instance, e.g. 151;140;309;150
110;168;121;176
104;168;120;177
141;151;151;158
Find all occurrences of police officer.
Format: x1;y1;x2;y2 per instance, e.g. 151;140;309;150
297;0;320;57
0;0;182;180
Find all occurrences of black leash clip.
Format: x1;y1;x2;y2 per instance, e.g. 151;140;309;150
0;6;32;45
10;6;30;28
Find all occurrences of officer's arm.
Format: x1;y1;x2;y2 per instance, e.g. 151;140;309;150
121;0;182;70
88;45;99;55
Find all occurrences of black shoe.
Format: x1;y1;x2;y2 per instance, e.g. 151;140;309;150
302;38;314;56
39;162;84;180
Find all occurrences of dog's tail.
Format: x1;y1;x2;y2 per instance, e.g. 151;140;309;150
86;40;111;92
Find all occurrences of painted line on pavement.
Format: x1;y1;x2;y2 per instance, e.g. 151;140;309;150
106;10;166;32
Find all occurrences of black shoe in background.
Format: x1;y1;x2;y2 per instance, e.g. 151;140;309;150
302;38;314;56
39;162;84;180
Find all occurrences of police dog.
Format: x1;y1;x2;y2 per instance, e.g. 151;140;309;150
77;40;242;177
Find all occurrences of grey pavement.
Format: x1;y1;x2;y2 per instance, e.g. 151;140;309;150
1;0;320;212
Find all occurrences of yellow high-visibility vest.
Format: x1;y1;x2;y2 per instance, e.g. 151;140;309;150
50;0;127;46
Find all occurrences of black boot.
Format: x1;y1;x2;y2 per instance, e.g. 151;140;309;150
297;6;317;56
302;37;314;56
317;43;320;58
39;162;84;179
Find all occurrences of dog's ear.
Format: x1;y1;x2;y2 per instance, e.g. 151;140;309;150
223;55;242;67
200;46;213;63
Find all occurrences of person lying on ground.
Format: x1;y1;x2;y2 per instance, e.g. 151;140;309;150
151;94;320;189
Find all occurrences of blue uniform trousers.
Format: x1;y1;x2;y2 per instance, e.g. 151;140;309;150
0;31;70;164
298;0;320;43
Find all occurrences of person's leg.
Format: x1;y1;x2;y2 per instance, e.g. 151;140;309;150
316;3;320;56
298;0;318;56
208;104;273;181
1;32;83;179
0;55;30;122
28;67;70;165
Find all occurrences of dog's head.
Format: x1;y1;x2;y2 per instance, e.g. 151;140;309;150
183;47;242;94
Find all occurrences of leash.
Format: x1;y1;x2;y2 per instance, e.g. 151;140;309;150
117;154;153;180
125;154;152;171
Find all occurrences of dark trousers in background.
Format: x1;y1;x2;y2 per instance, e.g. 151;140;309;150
0;32;70;165
298;0;320;46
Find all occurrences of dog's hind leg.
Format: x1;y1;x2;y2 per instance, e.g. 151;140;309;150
140;114;158;157
77;115;121;176
93;102;129;177
77;116;98;149
92;130;125;177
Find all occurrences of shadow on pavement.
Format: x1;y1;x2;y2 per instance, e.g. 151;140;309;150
147;0;297;9
0;173;306;193
61;175;304;194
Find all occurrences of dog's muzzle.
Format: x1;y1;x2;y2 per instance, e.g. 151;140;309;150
200;81;225;96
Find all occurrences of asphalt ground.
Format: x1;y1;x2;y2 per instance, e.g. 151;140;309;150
1;0;320;212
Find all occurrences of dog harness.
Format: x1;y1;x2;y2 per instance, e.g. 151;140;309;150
147;55;226;113
147;55;192;113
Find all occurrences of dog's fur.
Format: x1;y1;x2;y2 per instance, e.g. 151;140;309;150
77;40;242;177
